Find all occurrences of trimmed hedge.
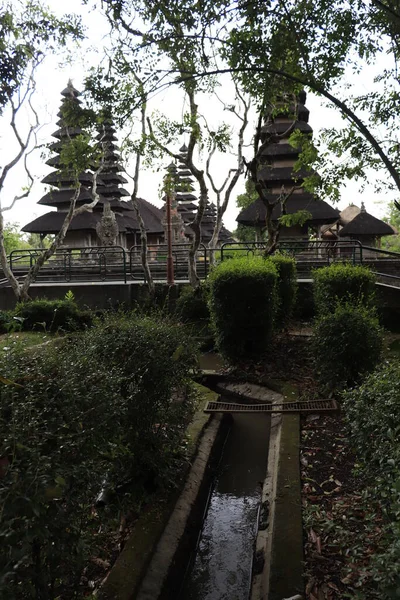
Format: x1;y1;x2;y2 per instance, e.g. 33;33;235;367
313;303;383;391
269;254;297;328
0;312;197;598
313;263;376;314
208;256;278;362
13;298;92;332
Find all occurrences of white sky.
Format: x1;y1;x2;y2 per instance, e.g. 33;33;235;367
1;0;397;234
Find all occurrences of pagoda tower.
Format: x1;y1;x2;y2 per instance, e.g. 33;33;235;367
174;144;198;226
164;143;233;245
162;162;188;244
22;83;134;247
94;119;137;247
236;91;339;239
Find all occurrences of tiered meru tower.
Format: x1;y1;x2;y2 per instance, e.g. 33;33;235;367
165;144;232;245
236;90;339;238
22;82;164;248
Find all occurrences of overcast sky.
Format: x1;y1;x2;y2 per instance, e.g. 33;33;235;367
1;0;396;234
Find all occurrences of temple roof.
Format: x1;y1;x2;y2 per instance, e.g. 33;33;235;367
338;210;394;237
236;196;339;226
339;204;361;226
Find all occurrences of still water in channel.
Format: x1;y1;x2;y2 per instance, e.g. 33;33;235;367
179;411;271;600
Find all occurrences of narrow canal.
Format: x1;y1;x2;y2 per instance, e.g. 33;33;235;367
179;411;271;600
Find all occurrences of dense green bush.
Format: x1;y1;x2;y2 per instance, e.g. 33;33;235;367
175;284;210;323
0;310;13;333
0;313;197;599
342;361;400;597
208;256;278;362
313;304;383;391
269;254;297;328
313;263;376;314
13;297;92;332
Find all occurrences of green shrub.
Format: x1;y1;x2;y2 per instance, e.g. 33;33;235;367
0;310;12;334
13;298;92;332
342;361;400;597
313;263;376;314
175;284;210;323
342;360;400;477
208;256;278;362
313;304;383;391
269;254;297;328
0;312;196;598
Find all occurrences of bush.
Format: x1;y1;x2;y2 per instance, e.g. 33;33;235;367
313;303;383;391
0;312;197;598
269;254;297;328
13;297;92;332
208;256;278;362
0;310;13;334
175;284;210;323
342;361;400;597
313;263;376;314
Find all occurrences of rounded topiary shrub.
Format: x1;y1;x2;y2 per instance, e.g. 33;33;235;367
269;254;297;328
313;304;383;391
313;263;376;314
175;284;210;323
208;256;278;362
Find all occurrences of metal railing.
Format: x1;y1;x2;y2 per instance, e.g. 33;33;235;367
129;243;208;282
9;246;128;283
3;241;400;286
219;240;364;267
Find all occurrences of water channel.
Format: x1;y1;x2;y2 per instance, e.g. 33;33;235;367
178;410;271;600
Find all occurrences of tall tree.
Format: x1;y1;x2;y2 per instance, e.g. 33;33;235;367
0;3;109;302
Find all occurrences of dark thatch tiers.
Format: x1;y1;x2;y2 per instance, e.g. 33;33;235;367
338;211;394;237
237;196;339;227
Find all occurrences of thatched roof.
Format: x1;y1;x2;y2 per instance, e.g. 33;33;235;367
22;198;165;235
338;211;394;237
339;204;361;226
21;211;128;234
236;196;339;226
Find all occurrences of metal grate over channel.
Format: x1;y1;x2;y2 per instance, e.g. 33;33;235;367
204;399;338;414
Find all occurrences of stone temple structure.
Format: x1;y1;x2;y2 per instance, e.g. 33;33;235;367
236;91;339;239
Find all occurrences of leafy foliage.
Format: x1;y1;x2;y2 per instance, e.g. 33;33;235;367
313;263;376;315
13;298;92;332
208;256;278;362
0;1;83;114
269;254;297;328
313;304;383;391
0;312;197;599
175;284;210;323
342;361;400;598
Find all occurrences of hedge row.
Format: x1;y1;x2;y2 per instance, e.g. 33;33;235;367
312;263;382;391
0;313;197;599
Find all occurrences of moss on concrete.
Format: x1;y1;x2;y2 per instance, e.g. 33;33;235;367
268;383;304;600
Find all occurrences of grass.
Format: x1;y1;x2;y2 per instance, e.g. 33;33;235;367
0;331;51;352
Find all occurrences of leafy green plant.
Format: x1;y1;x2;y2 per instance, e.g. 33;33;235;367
175;284;210;323
313;263;376;314
269;254;297;328
13;298;92;332
0;312;197;598
342;361;400;598
313;303;383;391
208;256;278;362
